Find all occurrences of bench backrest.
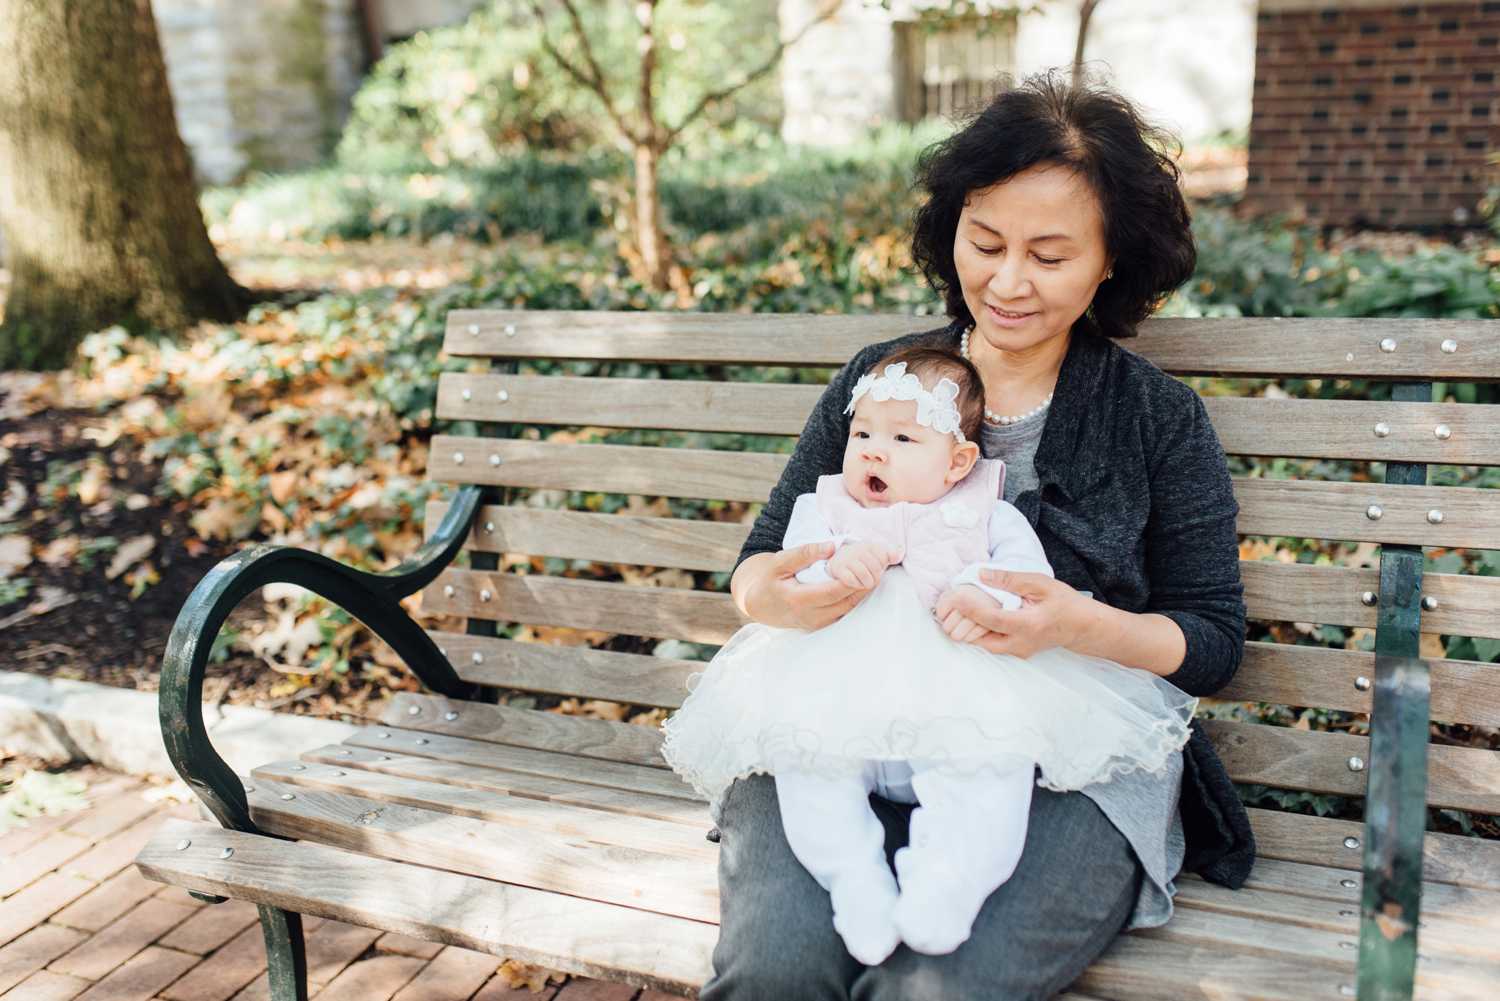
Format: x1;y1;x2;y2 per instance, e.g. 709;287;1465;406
420;311;1500;877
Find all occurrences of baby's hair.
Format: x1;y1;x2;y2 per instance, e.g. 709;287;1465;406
863;346;985;441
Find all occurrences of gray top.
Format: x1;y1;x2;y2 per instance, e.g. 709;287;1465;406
980;415;1183;930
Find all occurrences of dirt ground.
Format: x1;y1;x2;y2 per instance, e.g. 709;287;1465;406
0;395;271;700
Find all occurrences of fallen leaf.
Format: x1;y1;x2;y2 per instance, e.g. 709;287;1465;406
262;502;290;533
124;561;160;599
249;609;325;673
628;707;668;728
0;535;32;578
550;698;628;721
268;471;299;505
191;498;260;541
76;460;110;506
39;536;80;567
105;535;156;580
0;481;26;521
493;959;565;993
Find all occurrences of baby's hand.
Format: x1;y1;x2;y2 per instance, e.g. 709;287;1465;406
826;541;895;590
935;584;992;645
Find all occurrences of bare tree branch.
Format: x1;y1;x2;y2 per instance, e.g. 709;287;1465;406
1072;0;1102;86
636;0;661;150
526;0;643;145
663;0;842;147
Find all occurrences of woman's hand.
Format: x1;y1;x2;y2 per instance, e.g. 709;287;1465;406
731;544;874;631
934;570;1099;658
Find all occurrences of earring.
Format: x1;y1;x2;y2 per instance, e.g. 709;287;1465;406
1105;268;1114;280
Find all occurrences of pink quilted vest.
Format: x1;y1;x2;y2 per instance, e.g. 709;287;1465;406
814;459;1006;610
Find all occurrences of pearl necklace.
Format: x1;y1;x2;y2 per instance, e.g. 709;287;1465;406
959;328;1055;426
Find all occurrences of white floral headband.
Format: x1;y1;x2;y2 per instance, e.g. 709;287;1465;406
845;362;967;444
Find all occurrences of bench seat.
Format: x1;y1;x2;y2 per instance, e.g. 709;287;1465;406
138;693;1500;999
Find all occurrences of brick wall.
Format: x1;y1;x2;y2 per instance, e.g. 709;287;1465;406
1247;0;1499;227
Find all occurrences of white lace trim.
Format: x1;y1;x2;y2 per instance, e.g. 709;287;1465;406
846;362;967;444
661;701;1193;809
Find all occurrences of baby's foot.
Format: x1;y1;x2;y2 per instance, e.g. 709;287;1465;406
891;845;985;955
828;869;901;966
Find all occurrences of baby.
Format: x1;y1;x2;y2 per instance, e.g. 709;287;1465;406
661;346;1196;964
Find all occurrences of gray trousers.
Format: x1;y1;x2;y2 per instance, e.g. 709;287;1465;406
699;773;1143;1001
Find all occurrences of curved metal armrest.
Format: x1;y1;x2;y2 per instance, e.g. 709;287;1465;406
160;485;484;832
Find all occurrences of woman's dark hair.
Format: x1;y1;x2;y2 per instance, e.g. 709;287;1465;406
864;346;985;441
910;70;1196;340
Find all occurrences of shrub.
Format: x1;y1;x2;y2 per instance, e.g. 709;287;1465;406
336;0;782;170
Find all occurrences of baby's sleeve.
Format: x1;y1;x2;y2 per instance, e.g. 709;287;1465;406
782;493;843;584
949;502;1055;609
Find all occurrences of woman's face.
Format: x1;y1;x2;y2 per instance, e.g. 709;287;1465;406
952;165;1112;354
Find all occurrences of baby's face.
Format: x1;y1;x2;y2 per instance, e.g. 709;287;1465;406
842;395;962;507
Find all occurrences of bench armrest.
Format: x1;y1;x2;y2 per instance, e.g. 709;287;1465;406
160;484;485;832
1359;652;1431;999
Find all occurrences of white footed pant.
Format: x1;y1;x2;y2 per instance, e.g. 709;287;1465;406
775;758;1035;964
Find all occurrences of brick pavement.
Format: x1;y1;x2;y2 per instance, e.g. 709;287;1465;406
0;768;687;1001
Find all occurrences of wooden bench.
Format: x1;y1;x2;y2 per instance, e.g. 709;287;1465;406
135;312;1500;1000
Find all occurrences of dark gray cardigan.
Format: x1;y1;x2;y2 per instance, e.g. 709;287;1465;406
735;321;1255;887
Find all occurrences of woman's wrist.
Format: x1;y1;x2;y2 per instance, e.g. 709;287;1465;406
1070;599;1186;676
730;552;774;620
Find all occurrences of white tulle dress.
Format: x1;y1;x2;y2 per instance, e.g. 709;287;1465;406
660;460;1198;813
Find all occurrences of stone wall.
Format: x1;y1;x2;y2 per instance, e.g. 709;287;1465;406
154;0;366;185
1246;0;1499;227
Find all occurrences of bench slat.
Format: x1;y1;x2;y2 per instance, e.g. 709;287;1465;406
428;437;786;502
425;563;1500;643
442;312;1500;381
437;504;748;573
426;571;747;644
382;692;670;769
427;477;1499;566
420;630;1498;728
1168;880;1495;962
342;729;690;801
251;760;716;859
1073;934;1355;1001
1135;906;1492;995
299;743;709;826
1231;478;1500;549
1217;643;1500;729
1231;846;1500;911
246;779;721;923
136;819;717;994
436;374;1500;463
1240;561;1500;640
1248;804;1500;894
430;631;698;710
1202;719;1500;814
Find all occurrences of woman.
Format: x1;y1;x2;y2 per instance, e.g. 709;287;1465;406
702;72;1254;1000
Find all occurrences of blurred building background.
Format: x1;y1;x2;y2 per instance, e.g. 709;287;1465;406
778;0;1257;147
1245;0;1499;228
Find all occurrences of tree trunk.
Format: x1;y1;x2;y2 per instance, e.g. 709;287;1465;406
1072;0;1102;87
633;142;671;291
0;0;247;371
